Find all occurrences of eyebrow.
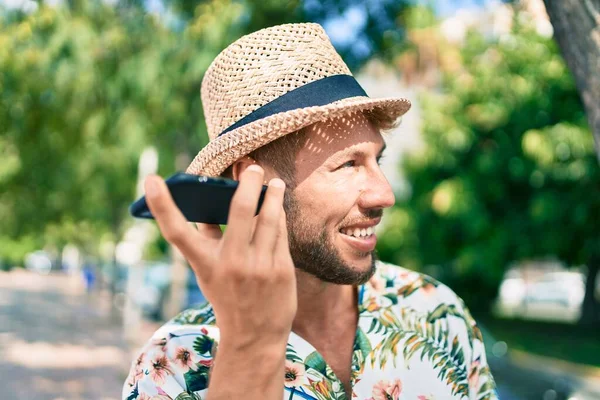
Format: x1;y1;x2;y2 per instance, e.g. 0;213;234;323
334;142;387;162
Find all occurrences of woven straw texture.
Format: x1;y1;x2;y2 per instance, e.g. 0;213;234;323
186;23;411;177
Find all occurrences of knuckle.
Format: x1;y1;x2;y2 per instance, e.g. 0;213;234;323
229;267;247;283
258;214;278;230
230;196;256;215
251;266;271;283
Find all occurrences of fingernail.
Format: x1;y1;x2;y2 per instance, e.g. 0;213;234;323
145;176;159;198
247;164;263;173
269;178;285;189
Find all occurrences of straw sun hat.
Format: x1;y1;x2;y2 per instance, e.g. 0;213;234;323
185;23;412;177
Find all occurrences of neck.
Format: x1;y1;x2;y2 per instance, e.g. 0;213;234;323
292;269;359;339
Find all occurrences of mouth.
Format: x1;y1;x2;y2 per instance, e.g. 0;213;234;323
338;218;380;253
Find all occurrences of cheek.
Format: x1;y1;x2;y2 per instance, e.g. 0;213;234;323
296;177;360;221
329;174;362;204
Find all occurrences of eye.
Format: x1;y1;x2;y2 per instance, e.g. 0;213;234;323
340;160;355;168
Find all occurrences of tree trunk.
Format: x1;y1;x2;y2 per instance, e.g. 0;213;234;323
580;255;600;326
163;150;193;318
542;0;600;163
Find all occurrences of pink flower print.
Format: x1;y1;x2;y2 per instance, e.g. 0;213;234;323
174;346;197;372
369;274;386;293
468;358;481;389
417;395;434;400
135;353;145;367
398;270;412;280
372;379;403;400
421;283;436;297
149;354;174;385
137;393;151;400
199;358;213;368
152;337;168;352
284;360;306;387
127;353;146;386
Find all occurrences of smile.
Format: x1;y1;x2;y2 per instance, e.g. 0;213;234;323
338;218;380;252
340;227;375;238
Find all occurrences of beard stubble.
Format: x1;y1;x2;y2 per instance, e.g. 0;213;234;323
284;192;380;285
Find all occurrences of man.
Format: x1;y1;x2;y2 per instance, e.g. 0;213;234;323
123;23;498;400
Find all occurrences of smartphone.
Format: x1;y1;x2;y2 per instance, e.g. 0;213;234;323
129;172;267;225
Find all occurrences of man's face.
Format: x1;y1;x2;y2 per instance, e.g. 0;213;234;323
285;112;395;285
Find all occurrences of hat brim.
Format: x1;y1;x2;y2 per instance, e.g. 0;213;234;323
186;95;411;177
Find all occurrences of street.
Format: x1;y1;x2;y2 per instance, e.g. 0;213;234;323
0;269;132;400
1;268;599;400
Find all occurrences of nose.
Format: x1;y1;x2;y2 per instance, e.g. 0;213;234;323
357;165;396;211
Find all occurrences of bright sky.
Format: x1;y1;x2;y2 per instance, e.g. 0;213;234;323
1;0;494;16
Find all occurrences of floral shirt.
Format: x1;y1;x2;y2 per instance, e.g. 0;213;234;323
123;262;498;400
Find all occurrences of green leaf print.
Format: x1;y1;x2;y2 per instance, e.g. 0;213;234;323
184;364;211;393
397;276;439;298
478;379;497;399
175;392;203;400
368;305;470;398
450;336;465;367
354;327;372;357
172;302;215;325
305;351;327;376
367;317;387;335
382;292;399;304
427;304;463;323
126;385;138;400
286;343;303;363
192;335;215;356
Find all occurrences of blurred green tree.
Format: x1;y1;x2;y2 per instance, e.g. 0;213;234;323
378;17;600;325
0;1;244;262
0;0;414;266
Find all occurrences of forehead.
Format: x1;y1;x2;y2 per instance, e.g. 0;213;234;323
293;112;384;177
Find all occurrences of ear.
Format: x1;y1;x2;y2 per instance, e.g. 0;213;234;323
230;157;258;181
230;157;279;184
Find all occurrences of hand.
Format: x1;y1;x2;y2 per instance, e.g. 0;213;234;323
144;165;297;349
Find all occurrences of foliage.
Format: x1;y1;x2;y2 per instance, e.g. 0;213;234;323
378;16;600;314
162;0;411;69
0;0;415;264
0;2;214;259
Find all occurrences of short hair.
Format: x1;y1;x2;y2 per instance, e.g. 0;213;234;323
220;127;308;188
220;109;399;186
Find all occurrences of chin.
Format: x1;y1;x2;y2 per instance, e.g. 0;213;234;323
339;250;377;281
345;250;373;266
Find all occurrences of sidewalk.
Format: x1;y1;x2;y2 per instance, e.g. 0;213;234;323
0;269;131;400
509;349;600;398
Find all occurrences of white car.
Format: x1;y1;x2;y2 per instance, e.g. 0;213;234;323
495;271;585;323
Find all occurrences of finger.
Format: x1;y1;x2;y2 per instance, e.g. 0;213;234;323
195;222;223;241
222;165;265;251
252;178;285;255
144;175;213;280
275;204;291;258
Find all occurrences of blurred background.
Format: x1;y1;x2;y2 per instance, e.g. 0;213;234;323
1;0;599;399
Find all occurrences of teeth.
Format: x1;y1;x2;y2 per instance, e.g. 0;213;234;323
342;227;375;238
